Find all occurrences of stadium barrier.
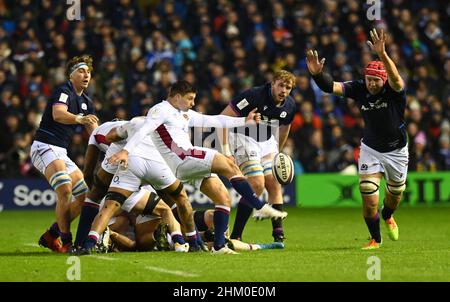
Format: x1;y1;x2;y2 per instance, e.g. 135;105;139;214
0;177;296;210
296;172;450;207
1;172;448;210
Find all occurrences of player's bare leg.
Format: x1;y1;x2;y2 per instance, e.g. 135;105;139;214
39;160;73;252
360;173;382;250
200;177;237;254
160;180;199;251
211;153;287;221
381;179;405;241
265;172;285;242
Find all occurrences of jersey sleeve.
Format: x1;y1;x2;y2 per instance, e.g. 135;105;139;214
188;110;246;128
229;90;258;117
88;132;98;146
51;86;71;107
341;80;363;100
123;107;166;153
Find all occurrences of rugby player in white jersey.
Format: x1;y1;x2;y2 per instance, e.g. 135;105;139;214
108;81;288;254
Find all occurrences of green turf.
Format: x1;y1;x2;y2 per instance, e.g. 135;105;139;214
0;207;449;281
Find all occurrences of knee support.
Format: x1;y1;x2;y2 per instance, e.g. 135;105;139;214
239;160;263;177
72;179;89;197
359;178;380;196
168;182;184;197
386;180;406;196
262;159;273;176
194;210;208;232
49;171;72;190
142;192;161;216
104;191;127;205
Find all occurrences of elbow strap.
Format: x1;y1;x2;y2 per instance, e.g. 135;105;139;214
312;72;334;93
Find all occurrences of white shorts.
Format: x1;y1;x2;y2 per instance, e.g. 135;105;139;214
121;185;155;213
30;140;79;175
101;143;122;174
172;147;217;183
109;155;176;192
229;133;278;173
358;142;409;182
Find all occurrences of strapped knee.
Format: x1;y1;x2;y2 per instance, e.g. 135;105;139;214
261;159;273;176
359;177;380;196
49;171;72;190
194;210;208;232
240;160;264;177
142;192;161;216
168;182;184;197
72;179;89;197
104;191;127;205
386;180;406;196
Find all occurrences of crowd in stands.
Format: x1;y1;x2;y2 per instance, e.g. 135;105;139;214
0;0;449;178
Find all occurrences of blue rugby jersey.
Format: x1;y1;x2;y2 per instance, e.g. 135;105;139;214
34;81;95;149
229;83;296;142
342;80;407;152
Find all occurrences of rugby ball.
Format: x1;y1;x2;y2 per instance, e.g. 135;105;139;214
272;153;294;185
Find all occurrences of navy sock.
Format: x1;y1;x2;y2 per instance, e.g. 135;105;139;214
271;204;284;237
364;213;381;243
60;232;72;246
230;199;253;240
171;233;185;245
230;176;265;209
213;206;230;250
74;201;99;247
186;231;199;248
83;232;99;250
381;204;395;221
49;222;60;238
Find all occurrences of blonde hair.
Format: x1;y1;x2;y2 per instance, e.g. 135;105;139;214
272;70;296;87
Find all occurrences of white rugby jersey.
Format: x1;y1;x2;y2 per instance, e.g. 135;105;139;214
88;121;127;153
123;100;247;169
116;116;166;163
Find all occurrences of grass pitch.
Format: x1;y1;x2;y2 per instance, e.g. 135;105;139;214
0;207;449;282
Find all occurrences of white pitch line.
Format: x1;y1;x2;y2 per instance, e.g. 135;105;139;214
24;243;40;248
89;255;119;261
145;266;199;278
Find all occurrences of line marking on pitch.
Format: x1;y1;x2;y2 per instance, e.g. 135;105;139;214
89;255;119;261
144;266;200;277
24;243;40;248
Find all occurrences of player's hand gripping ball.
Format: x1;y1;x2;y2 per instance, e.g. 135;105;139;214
272;153;294;185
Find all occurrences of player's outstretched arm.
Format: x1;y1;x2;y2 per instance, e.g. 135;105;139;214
53;105;99;126
306;50;344;97
367;28;404;92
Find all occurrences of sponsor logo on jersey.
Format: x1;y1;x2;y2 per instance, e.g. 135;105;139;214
360;163;368;171
59;93;69;103
236;98;249;110
361;98;387;111
183;114;189;120
280;111;287;118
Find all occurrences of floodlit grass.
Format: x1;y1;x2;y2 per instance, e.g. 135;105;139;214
0;207;449;281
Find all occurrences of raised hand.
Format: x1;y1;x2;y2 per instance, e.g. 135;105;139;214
306;49;326;75
367;28;386;56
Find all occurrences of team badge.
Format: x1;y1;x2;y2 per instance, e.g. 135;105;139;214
237;98;249;110
151;108;160;119
81;103;87;110
280;111;287;118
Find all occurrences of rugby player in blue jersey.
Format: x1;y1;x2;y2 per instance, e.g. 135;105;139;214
30;55;99;253
306;29;407;249
219;70;297;243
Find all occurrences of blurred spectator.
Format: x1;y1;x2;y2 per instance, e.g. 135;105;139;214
0;0;448;176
